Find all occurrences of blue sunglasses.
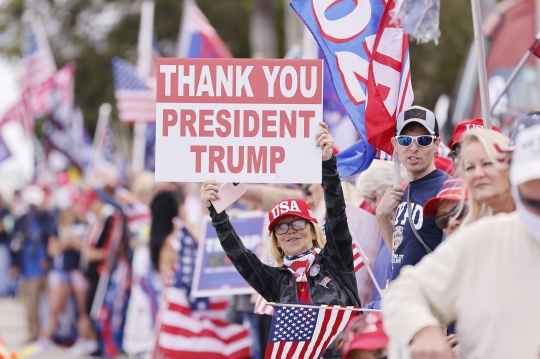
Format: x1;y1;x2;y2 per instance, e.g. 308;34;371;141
396;135;437;147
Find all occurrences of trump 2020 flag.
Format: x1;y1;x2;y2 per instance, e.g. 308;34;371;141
177;0;232;58
264;303;356;359
291;0;413;177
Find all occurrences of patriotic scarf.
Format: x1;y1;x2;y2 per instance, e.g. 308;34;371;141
283;246;321;283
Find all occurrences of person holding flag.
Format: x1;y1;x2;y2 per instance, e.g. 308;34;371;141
200;123;360;358
375;106;450;280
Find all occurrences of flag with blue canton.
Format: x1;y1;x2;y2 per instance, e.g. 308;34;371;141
111;57;155;123
264;302;356;359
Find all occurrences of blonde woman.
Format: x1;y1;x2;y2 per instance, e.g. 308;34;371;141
200;123;359;359
458;129;514;224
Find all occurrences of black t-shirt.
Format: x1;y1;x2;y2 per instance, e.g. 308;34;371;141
86;216;113;284
391;169;450;280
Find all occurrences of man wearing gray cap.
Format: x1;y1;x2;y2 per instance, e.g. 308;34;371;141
376;106;450;281
382;124;540;358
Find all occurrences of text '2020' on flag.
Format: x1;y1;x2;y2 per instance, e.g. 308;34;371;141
291;0;414;177
264;302;356;359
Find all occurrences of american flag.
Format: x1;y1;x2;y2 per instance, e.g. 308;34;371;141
264;303;356;359
177;0;232;58
152;226;250;359
1;20;56;131
111;57;156;123
154;285;251;359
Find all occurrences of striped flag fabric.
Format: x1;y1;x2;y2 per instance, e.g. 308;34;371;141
154;285;252;359
1;20;56;131
255;293;275;316
177;0;232;58
111;57;156;123
264;303;356;359
351;241;365;273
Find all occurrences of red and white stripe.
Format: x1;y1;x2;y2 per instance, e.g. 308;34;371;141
254;294;274;316
185;0;220;37
155;287;252;359
351;242;365;272
115;90;156;123
264;304;355;359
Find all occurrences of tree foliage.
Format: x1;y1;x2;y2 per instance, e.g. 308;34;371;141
0;0;474;135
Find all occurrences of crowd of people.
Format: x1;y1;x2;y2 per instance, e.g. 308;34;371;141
0;109;539;359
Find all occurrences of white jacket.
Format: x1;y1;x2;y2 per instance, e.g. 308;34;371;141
383;212;540;359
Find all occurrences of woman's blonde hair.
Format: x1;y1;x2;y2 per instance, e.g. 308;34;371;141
268;221;326;266
458;128;512;225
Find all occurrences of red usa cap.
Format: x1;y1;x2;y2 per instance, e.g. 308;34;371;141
268;198;317;232
452;119;502;149
424;178;469;217
341;313;388;356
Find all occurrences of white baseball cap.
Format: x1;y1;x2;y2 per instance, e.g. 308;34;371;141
510;124;540;185
395;106;439;136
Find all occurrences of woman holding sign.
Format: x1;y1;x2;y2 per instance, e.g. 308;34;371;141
200;122;360;358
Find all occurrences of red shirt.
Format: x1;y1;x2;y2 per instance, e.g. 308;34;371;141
297;282;311;303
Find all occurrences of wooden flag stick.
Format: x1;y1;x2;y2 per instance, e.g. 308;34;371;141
265;302;383;313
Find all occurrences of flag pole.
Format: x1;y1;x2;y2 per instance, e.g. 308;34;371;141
265;302;383;313
132;0;155;175
470;0;492;129
491;33;540;114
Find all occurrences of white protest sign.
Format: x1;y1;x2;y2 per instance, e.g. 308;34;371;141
155;58;324;183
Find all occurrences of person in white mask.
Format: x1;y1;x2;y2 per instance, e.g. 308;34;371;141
382;124;540;359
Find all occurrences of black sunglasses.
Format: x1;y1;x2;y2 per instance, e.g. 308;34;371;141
519;191;540;210
396;135;437;147
274;219;307;235
435;205;468;229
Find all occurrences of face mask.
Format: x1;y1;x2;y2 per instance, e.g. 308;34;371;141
512;186;540;245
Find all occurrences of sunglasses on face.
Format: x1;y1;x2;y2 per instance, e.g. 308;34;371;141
396;135;437;147
435;205;468;229
519;191;540;210
274;219;308;235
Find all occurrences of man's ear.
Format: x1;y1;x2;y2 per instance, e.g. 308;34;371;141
434;137;442;153
391;137;398;150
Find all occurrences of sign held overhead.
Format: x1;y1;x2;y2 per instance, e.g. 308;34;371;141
155;58;324;183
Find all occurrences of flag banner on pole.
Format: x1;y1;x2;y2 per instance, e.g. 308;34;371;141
291;0;413;177
264;302;356;359
112;57;156;123
95;260;131;359
153;282;252;359
177;0;232;58
364;0;414;156
0;20;56;132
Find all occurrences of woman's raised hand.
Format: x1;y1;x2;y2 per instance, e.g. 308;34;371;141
200;180;221;208
315;122;334;161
